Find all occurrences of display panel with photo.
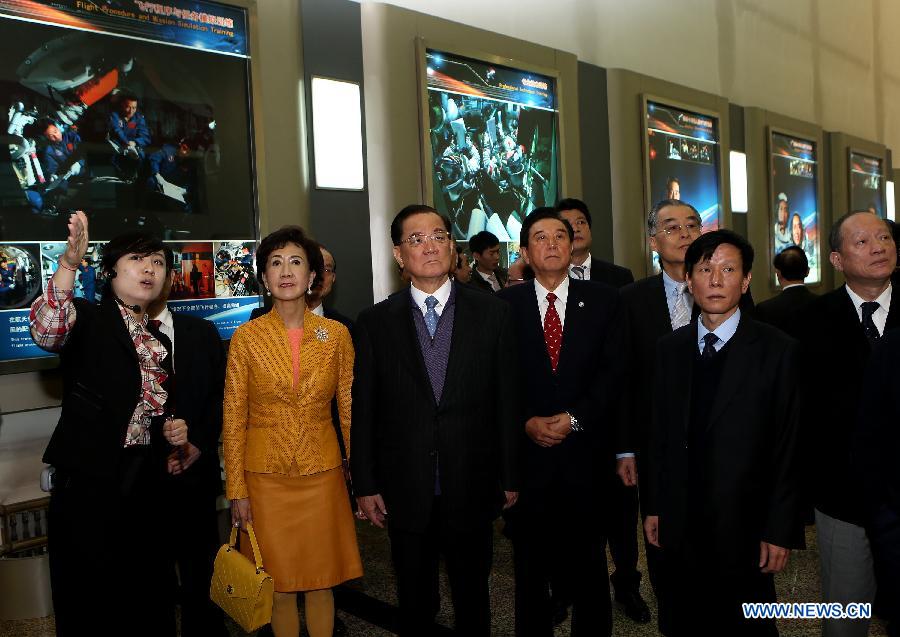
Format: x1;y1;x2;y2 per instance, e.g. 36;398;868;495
849;151;885;217
645;100;721;235
769;132;820;285
424;48;559;245
0;0;260;364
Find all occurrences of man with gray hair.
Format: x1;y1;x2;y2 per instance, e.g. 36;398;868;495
799;210;898;637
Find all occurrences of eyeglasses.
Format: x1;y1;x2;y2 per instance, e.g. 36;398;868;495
400;231;450;247
654;222;702;237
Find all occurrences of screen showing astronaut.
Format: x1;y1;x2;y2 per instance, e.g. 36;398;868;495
849;151;885;218
645;100;721;235
425;49;559;245
0;0;260;363
770;133;820;286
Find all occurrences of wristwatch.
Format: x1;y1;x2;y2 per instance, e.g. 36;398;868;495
566;411;582;433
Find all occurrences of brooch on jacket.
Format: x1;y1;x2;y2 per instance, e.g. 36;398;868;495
314;326;329;342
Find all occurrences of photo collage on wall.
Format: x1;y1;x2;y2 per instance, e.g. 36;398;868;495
849;151;885;217
770;132;820;286
424;48;559;267
0;0;260;363
645;100;721;273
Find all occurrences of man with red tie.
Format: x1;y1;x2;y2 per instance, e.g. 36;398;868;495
497;207;627;637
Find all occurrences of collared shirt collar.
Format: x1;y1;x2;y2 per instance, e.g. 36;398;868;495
310;303;325;317
845;282;892;334
570;254;591;277
534;275;570;307
410;277;453;316
782;283;805;291
662;269;688;298
697;308;741;354
152;305;174;329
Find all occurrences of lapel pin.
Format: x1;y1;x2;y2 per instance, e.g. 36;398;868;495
314;326;329;342
578;301;585;308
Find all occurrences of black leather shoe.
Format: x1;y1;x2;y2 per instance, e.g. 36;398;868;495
616;589;651;623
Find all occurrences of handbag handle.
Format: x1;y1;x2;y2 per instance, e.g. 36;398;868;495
229;522;265;573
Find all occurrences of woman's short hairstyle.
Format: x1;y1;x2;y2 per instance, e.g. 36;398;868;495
100;232;174;277
255;226;324;288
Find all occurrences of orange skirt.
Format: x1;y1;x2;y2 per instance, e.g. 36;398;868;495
241;466;362;592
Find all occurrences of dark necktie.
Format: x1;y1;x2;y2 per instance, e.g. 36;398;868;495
571;265;585;280
861;301;881;345
544;292;562;372
701;332;719;360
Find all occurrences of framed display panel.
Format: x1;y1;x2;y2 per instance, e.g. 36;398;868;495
416;39;563;259
0;0;261;370
848;149;887;217
768;128;821;287
641;95;724;272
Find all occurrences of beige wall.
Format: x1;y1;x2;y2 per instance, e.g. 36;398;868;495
374;0;900;157
360;3;582;301
0;0;309;413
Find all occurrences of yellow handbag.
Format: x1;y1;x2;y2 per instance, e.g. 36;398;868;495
210;522;274;632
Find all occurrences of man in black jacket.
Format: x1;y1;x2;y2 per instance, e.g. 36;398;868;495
645;230;802;637
755;246;816;338
498;207;625;637
799;210;897;637
468;230;508;292
557;198;634;287
148;275;227;637
351;204;520;636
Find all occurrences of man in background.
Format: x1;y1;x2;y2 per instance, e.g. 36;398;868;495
148;271;227;637
468;230;507;292
755;245;816;338
557;198;634;287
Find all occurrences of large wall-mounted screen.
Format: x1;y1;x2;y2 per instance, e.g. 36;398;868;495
769;131;820;286
423;47;559;254
849;151;885;217
0;0;259;365
645;100;721;233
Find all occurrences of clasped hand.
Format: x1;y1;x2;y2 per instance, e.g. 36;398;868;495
525;413;571;447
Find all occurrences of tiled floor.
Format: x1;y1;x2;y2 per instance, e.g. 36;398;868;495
1;522;888;636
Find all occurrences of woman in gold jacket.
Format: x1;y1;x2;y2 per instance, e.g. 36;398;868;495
224;226;361;637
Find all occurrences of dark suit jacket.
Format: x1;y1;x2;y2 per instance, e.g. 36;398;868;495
586;256;634;289
351;281;520;533
170;312;226;496
799;285;900;524
855;328;900;517
754;285;817;339
47;298;170;485
647;317;803;568
619;274;756;456
468;267;508;293
496;278;626;491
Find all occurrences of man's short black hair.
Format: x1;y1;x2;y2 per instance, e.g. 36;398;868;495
101;232;174;276
36;118;58;135
773;246;808;281
556;198;592;228
829;210;892;253
255;226;324;289
469;231;500;254
684;229;754;275
390;204;451;246
520;207;574;249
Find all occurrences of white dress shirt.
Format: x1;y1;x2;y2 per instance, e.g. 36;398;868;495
534;276;570;328
151;306;176;371
310;303;325;317
845;283;892;336
410;277;452;318
476;269;501;291
662;269;693;326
